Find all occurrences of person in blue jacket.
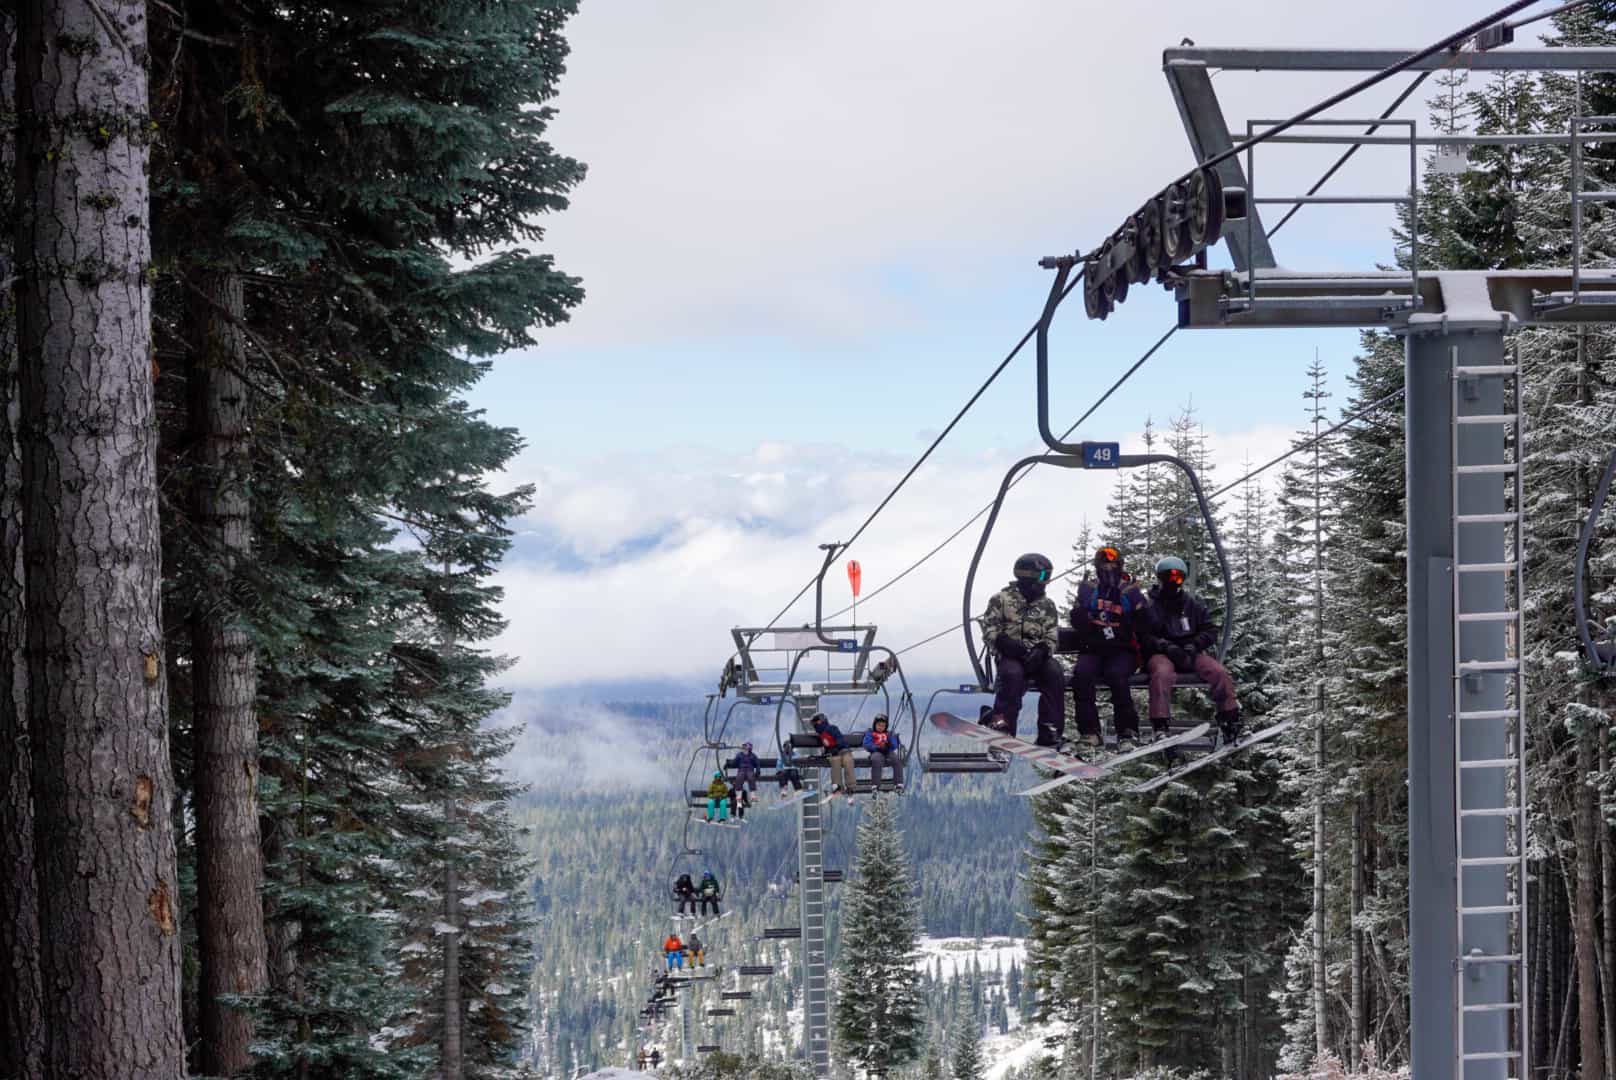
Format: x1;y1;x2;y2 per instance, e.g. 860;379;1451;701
811;713;857;795
861;713;904;793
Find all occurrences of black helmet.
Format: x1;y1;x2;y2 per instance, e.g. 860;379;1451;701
872;713;889;729
1013;553;1053;584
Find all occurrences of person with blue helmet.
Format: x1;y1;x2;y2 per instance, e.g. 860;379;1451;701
1139;555;1242;743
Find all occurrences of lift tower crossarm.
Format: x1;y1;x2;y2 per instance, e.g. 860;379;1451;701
1162;46;1616;72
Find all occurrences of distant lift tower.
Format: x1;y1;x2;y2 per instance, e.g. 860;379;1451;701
726;619;891;1079
1098;41;1616;1080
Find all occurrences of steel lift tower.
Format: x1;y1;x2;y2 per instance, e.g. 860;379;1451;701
1069;39;1616;1079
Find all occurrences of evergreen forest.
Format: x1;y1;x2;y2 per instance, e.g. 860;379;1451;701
3;2;1616;1080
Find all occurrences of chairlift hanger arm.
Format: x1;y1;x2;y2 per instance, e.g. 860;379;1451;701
961;451;1236;687
1576;447;1616;672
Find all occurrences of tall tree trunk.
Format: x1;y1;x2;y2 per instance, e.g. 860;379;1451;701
1577;733;1605;1080
1312;709;1328;1061
14;1;186;1075
0;10;44;1076
442;795;463;1080
1603;727;1616;1079
189;270;267;1076
1350;795;1365;1070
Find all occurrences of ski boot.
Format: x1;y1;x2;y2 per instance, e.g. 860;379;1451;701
1033;726;1061;748
1216;709;1243;747
1116;727;1140;752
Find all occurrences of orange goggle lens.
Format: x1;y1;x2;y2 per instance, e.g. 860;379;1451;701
1164;569;1186;584
1097;547;1120;563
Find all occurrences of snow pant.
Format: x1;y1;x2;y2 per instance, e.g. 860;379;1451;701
776;767;803;792
728;791;747;819
992;654;1065;740
826;749;855;790
735;764;758;792
676;894;696;915
706;797;728;821
1145;652;1238;718
665;950;682;970
1071;650;1140;738
867;749;904;786
700;896;721;916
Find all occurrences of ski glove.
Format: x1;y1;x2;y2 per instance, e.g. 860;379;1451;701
995;634;1028;661
1025;644;1051;671
1165;644;1191;669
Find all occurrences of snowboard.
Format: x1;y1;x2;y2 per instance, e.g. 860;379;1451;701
1016;722;1212;796
1125;719;1295;794
766;789;812;810
698;817;743;829
930;712;1107;780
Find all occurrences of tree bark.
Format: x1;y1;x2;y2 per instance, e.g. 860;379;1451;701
442;795;463;1080
0;9;44;1076
189;270;267;1076
1577;732;1605;1080
14;1;186;1074
1350;795;1365;1071
1603;727;1616;1079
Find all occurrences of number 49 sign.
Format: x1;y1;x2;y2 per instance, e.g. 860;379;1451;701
1081;441;1120;469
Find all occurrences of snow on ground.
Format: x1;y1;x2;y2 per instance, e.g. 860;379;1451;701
580;1071;653;1080
983;1021;1067;1080
913;935;1026;978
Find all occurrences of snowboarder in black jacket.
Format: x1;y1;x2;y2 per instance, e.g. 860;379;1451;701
1069;546;1149;748
1138;556;1242;743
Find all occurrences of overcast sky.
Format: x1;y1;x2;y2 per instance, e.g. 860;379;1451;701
472;0;1548;698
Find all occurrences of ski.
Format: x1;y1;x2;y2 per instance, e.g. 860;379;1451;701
1125;719;1295;794
689;909;733;933
930;712;1106;780
1016;722;1211;796
698;818;743;829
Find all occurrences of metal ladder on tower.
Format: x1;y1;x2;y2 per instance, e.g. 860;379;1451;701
1450;351;1529;1079
798;767;831;1078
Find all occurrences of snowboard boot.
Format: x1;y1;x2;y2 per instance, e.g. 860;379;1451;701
1033;726;1061;748
985;715;1013;734
1217;709;1243;746
1150;718;1179;763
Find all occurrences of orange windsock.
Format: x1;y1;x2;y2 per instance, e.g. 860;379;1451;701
847;560;862;598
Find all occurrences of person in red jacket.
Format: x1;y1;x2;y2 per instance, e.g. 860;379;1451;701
662;933;684;971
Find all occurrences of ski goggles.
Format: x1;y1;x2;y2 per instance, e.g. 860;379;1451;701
1160;567;1186;585
1094;547;1121;565
1014;566;1051;582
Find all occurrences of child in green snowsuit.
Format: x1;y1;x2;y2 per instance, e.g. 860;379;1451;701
706;771;731;822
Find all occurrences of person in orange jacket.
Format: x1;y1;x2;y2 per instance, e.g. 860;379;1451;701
663;933;684;971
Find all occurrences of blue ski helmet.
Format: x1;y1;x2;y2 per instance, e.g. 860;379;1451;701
1155;556;1189;586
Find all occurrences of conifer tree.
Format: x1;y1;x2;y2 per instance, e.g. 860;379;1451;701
949;1016;985;1080
834;796;925;1077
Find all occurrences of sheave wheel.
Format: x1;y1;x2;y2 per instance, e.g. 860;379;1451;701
1188;167;1225;251
1162;179;1194;264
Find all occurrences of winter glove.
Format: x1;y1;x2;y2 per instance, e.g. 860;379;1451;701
995;634;1028;661
1025;644;1050;671
1165;644;1191;670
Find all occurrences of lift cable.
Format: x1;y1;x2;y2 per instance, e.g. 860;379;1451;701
756;0;1542;637
1508;0;1598;33
889;384;1408;658
820;326;1179;624
754;266;1090;633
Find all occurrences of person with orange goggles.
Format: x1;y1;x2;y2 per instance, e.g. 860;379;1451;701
1139;556;1242;743
1070;546;1150;750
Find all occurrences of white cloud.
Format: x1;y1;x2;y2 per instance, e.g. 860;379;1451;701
492;421;1295;689
534;0;1497;349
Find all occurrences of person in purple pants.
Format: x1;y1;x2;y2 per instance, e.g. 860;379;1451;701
1139;556;1242;744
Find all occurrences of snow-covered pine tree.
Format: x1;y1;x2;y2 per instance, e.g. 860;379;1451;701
833;796;925;1077
949;1015;985;1080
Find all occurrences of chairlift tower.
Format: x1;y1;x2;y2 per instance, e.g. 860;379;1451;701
726;620;889;1079
1060;39;1616;1080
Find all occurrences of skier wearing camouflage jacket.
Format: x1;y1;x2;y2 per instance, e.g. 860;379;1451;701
979;552;1064;745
